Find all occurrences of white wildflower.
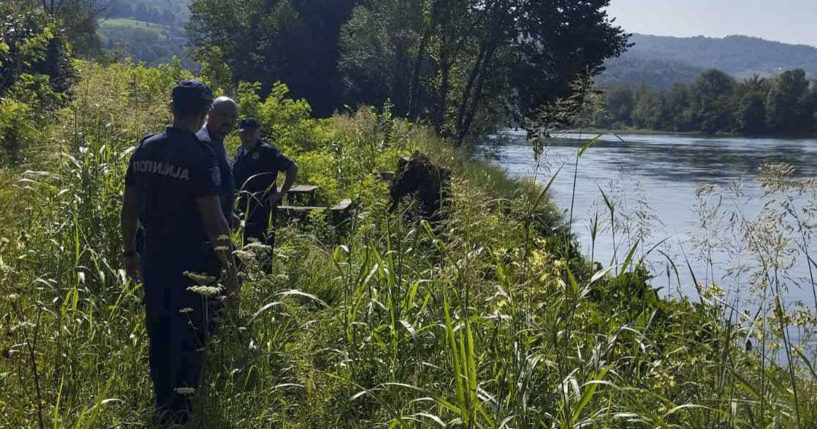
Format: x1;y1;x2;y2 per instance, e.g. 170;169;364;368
244;241;272;253
187;285;224;297
178;307;194;314
174;387;195;395
234;250;256;264
183;271;218;285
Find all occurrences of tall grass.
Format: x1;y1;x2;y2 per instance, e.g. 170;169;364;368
0;61;815;428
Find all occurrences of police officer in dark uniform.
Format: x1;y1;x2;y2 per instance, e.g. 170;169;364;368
233;118;298;246
120;80;239;425
197;96;239;228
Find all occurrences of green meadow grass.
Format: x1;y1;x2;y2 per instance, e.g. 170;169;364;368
98;18;168;33
0;61;815;428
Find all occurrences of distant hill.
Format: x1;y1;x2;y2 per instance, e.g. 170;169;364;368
599;33;817;88
96;0;191;66
598;55;703;89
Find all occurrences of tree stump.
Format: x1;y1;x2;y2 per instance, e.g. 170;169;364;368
389;151;451;222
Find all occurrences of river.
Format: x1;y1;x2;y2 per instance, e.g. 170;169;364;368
484;131;817;310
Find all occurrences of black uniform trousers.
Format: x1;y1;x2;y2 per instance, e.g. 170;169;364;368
243;200;276;247
141;235;220;423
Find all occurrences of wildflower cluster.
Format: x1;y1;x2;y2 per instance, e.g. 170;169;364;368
187;285;224;297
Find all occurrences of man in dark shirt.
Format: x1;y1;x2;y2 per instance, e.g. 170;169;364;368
233;118;298;246
120;80;239;425
197;96;239;227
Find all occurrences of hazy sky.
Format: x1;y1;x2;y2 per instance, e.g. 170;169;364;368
606;0;817;47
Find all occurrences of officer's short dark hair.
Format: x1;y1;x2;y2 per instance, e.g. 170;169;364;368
238;117;260;131
172;80;214;117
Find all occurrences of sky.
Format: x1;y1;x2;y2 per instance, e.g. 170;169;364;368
606;0;817;47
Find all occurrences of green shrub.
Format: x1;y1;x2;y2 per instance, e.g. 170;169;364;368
0;98;35;164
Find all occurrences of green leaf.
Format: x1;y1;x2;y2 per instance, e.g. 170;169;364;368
620;239;640;274
571;367;610;425
597;185;614;214
639;237;670;265
530;163;564;214
0;41;9;54
578;134;602;157
590;265;616;285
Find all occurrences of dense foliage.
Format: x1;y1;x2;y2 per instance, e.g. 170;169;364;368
0;59;815;429
187;0;628;144
187;0;357;117
0;1;74;164
21;0;102;56
598;55;703;89
337;0;628;145
592;69;817;137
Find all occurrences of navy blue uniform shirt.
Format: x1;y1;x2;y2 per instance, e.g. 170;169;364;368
233;141;293;204
125;127;221;250
196;127;236;220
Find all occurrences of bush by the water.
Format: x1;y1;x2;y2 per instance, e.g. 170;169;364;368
0;61;816;428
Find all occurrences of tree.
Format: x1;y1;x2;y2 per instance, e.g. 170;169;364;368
188;0;356;117
692;69;735;134
605;86;634;126
666;83;694;131
736;92;767;136
599;69;815;137
337;6;400;110
511;1;629;123
734;75;769;136
0;1;74;164
339;0;628;144
766;69;813;136
37;0;103;56
1;1;73;99
631;85;666;130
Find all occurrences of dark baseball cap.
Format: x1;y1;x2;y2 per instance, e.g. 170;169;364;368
238;117;260;131
172;80;213;115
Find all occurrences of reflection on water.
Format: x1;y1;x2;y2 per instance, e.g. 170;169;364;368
485;131;817;308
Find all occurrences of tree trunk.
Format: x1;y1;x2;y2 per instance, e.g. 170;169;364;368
408;23;432;120
454;40;489;144
458;44;496;144
435;58;451;135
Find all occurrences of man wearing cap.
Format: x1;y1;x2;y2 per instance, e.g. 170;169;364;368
197;96;240;228
120;80;239;424
233;117;298;247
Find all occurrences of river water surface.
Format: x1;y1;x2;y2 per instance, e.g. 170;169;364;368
485;131;817;309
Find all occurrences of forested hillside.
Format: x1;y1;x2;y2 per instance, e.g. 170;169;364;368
600;33;817;88
597;55;702;89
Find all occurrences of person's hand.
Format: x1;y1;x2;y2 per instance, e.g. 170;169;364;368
124;254;141;283
266;191;286;206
